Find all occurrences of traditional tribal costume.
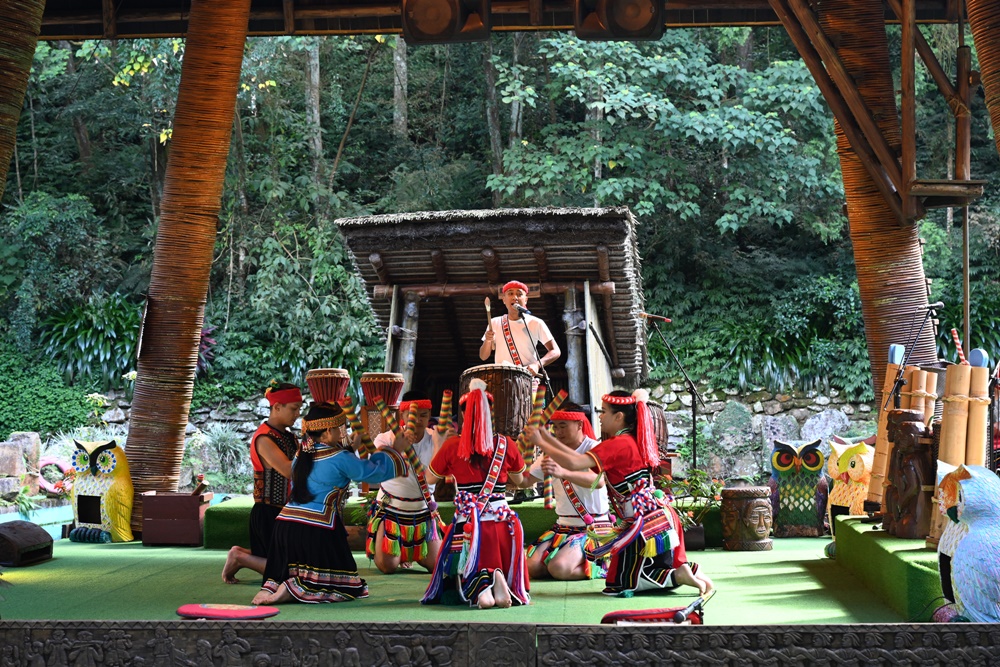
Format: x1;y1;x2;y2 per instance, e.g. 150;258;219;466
527;410;611;579
422;387;530;606
586;393;694;596
366;398;442;564
248;385;302;559
260;410;408;603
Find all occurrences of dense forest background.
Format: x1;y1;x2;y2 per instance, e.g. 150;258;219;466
2;26;999;438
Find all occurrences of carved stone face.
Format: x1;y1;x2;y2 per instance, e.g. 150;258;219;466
721;503;739;539
744;499;772;539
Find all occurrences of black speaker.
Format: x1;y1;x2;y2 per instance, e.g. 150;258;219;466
0;520;53;566
575;0;664;41
401;0;490;44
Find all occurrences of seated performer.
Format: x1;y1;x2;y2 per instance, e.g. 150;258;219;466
223;381;302;584
479;280;561;378
422;380;530;609
366;390;444;573
519;402;611;581
527;389;713;597
253;402;410;604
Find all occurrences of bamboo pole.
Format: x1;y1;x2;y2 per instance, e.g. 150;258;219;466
966;366;990;466
869;363;900;509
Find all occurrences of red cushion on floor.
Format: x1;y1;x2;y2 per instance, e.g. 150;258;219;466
176;603;280;620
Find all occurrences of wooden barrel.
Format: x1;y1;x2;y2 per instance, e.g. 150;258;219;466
721;486;773;551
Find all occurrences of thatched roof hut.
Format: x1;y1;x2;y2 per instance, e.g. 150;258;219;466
337;207;647;408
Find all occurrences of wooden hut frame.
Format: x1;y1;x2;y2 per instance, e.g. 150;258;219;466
336;207;647;415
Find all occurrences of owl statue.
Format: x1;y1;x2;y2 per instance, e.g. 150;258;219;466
942;465;1000;623
768;439;828;538
826;436;875;538
934;461;969;610
69;440;134;543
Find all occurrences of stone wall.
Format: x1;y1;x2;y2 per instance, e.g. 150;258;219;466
82;384;876;486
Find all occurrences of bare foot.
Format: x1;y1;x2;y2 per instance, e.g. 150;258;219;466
477;587;496;609
252;583;293;605
222;547;243;584
492;571;512;608
671;564;708;595
696;571;715;596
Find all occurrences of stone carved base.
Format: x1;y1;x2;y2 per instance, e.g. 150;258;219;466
2;621;999;666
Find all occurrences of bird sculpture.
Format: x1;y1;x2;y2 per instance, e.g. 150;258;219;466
768;439;828;537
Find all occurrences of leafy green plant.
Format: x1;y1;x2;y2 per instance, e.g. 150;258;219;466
657;469;725;529
39;293;141;391
0;342;90;439
14;485;40;518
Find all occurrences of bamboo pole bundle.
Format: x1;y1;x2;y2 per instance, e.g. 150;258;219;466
966;366;990;466
868;362;900;509
938;364;973;466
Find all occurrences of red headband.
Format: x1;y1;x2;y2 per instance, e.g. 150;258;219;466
502;280;528;294
266;387;302;406
400;399;433;413
601;392;658;468
551;410;596;439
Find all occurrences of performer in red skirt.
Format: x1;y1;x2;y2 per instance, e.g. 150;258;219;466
423;379;530;609
527;389;713;597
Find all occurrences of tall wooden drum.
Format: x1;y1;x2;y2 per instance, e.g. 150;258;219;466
721;486;773;551
360;372;405;439
305;368;351;405
459;364;533;437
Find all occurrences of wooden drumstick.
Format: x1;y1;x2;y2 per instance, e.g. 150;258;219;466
484;296;492;329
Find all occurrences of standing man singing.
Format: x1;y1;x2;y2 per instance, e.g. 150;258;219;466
480;280;561;378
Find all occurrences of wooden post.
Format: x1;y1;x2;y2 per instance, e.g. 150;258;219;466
958;45;972;354
562;288;586;404
395;291;420;394
901;0;917;218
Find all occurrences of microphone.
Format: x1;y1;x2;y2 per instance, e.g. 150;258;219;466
639;312;672;323
515;304;532;315
924;302;944;310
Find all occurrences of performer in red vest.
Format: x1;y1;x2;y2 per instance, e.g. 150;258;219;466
527;389;713;597
422;380;530;609
222;381;302;584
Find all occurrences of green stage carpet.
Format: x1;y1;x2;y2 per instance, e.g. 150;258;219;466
834;517;943;621
1;537;902;625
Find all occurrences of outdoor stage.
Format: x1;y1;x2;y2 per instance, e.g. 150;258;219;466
4;522;999;665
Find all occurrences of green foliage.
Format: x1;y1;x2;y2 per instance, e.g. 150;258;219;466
0;342;89;439
39;293;141;391
657;468;725;528
0;192;117;349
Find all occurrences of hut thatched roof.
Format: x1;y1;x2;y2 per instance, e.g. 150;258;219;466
337;206;647;390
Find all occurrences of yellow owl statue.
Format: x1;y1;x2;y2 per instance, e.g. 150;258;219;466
826;436;875;535
69;440;134;543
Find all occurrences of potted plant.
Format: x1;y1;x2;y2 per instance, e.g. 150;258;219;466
657;469;725;550
341;488;377;551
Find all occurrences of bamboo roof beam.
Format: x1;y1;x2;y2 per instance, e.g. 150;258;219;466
369;252;389;284
283;0;295;33
769;0;907;224
481;247;501;284
102;0;116;39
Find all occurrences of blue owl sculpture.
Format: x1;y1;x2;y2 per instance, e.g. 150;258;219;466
768;439;828;538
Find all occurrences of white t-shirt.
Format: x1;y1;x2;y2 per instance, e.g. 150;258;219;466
373;428;436;511
484;314;554;367
528;436;609;527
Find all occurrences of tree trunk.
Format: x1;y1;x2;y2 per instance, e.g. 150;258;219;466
60;41;93;167
0;0;44;204
393;36;408;137
128;0;252;531
818;0;936;408
483;41;504;207
305;39;324;180
966;0;1000;158
508;33;526;149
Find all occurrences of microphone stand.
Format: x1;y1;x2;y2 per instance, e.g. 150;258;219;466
881;305;939;413
518;308;553;402
646;319;706;469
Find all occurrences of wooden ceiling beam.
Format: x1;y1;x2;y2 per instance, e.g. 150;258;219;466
533;246;549;282
481;247;501;284
102;0;117;38
283;0;295;33
369;252;389;284
430;249;449;283
373;281;615;299
769;0;907;224
595;245;621;369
